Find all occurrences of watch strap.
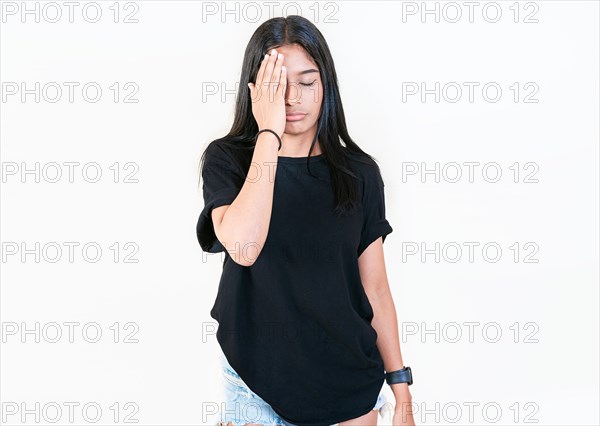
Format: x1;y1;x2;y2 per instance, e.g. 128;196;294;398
385;366;413;386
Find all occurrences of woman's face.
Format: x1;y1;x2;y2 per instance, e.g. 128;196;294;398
273;43;323;137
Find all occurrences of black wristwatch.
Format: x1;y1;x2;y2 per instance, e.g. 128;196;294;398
385;366;413;386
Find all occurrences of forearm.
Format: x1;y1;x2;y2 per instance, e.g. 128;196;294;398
220;133;279;265
367;287;413;401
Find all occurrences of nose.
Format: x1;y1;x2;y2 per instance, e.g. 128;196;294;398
285;84;301;105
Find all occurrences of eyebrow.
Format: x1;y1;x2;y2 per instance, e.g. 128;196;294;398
294;69;319;76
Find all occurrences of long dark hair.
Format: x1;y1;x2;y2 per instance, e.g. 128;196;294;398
198;15;382;216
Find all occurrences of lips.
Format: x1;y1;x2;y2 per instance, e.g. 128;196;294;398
286;112;307;122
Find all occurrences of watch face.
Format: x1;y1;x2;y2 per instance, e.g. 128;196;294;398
407;366;413;385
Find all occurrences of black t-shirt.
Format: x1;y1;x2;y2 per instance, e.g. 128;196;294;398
196;140;393;426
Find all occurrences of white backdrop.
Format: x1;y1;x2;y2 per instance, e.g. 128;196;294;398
1;1;598;425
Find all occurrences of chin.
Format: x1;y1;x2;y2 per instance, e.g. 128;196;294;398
284;125;306;134
285;120;316;132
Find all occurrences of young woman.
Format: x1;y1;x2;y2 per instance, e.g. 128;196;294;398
197;15;415;426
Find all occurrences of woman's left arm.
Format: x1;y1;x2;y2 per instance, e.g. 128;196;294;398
358;237;414;421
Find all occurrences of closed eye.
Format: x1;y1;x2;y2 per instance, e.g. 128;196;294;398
299;80;317;87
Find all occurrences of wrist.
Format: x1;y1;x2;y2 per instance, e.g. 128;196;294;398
391;382;411;399
256;130;281;150
392;386;413;415
394;400;414;415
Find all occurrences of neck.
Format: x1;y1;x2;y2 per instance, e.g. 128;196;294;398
280;129;322;157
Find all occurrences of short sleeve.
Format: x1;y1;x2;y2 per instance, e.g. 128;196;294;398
357;165;393;257
196;142;246;253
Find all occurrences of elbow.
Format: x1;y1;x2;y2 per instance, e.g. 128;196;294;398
216;220;266;267
219;234;264;268
233;242;263;267
230;251;257;268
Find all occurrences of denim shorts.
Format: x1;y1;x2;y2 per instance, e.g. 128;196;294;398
218;351;387;426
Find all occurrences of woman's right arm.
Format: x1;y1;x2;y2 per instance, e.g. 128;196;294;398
211;49;287;267
211;133;279;266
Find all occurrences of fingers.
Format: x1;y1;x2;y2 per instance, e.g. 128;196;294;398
271;52;284;90
257;49;276;90
255;52;270;88
251;49;286;99
261;49;278;95
277;65;287;96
